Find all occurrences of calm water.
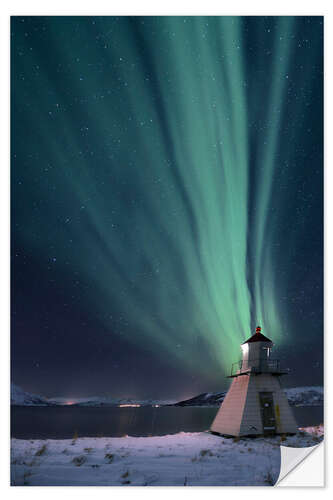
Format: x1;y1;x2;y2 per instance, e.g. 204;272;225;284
11;405;323;439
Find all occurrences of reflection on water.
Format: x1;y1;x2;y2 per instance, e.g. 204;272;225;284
11;405;323;440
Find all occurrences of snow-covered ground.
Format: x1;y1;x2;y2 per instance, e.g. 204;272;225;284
11;426;323;486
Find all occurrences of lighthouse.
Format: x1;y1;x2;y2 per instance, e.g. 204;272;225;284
210;326;298;437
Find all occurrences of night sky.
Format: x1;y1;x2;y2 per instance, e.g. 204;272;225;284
11;16;323;401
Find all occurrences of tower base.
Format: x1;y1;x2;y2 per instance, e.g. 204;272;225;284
210;373;298;437
209;430;297;439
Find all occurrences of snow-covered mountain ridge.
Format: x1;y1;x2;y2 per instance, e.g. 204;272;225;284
285;386;323;407
173;386;323;407
11;383;323;407
11;384;52;406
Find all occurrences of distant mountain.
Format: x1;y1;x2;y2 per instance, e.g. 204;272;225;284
285;386;323;407
11;383;323;408
71;397;173;407
71;398;114;407
172;391;226;407
11;383;53;406
172;386;323;407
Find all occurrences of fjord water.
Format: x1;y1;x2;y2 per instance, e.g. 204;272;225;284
11;405;323;440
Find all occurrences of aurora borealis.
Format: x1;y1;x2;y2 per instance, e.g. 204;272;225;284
11;16;323;399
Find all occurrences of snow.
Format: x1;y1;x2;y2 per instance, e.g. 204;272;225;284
11;382;323;408
11;384;50;406
284;386;323;406
298;424;324;437
11;426;323;486
175;386;323;407
11;383;173;407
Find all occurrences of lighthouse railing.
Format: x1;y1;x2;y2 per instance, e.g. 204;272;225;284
230;359;287;376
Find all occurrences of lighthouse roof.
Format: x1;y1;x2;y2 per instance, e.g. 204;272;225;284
242;326;273;345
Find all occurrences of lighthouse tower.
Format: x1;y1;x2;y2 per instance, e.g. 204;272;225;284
210;326;297;437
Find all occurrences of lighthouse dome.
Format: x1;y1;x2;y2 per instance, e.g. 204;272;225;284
242;325;273;345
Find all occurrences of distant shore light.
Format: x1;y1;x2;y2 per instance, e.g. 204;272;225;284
118;404;141;408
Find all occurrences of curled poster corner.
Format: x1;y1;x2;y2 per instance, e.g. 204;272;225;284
276;441;324;487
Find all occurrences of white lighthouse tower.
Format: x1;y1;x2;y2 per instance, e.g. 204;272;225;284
210;326;298;437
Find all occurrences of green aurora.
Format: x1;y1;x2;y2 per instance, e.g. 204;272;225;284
12;16;323;392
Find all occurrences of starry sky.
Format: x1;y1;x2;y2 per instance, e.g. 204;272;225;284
11;16;323;400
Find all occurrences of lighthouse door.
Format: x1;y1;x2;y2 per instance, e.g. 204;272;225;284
259;392;276;435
